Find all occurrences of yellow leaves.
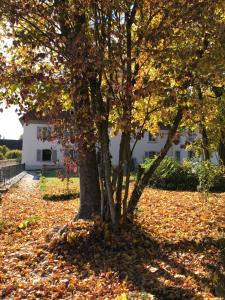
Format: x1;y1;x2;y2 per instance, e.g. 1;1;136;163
117;293;128;300
18;215;41;230
66;231;76;244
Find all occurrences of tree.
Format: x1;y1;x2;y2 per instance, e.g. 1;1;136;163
0;0;102;219
0;0;224;227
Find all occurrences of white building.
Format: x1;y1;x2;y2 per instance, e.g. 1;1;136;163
21;113;216;170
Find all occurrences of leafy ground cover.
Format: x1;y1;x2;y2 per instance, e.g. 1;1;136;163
0;173;224;299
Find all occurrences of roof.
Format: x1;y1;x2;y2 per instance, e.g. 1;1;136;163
0;139;23;150
19;109;72;125
19;110;49;125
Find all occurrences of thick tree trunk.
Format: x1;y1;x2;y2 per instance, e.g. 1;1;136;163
127;107;183;215
77;149;101;219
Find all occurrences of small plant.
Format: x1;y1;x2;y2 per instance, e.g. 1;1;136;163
40;176;46;192
18;215;42;229
194;161;221;201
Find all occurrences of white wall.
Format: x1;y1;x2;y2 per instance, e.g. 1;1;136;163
22;122;220;170
110;130;191;167
22;122;64;170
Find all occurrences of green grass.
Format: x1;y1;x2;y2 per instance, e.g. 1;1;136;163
40;176;80;201
18;215;42;229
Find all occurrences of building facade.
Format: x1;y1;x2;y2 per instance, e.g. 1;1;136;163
21;114;203;170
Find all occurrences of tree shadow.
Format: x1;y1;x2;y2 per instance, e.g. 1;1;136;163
43;192;79;201
48;221;225;299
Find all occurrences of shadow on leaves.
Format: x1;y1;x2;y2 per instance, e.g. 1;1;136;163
46;220;225;300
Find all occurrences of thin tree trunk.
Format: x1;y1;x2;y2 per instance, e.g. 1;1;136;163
122;133;131;220
115;133;126;219
218;130;225;167
101;123;117;226
201;124;210;161
127;107;183;215
197;86;210;161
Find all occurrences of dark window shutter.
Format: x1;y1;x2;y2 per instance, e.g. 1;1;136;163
37;149;42;161
144;152;149;158
52;150;57;161
37;127;41;139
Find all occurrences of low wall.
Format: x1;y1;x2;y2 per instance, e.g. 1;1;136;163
0;163;25;187
0;159;18;167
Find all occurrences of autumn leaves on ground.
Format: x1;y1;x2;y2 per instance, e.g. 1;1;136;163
0;173;225;299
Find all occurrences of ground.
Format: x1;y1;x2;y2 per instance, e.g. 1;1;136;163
0;173;224;299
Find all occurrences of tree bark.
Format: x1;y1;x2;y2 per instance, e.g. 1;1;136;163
77;149;101;219
127;107;183;215
218;130;225;167
197;86;210;161
201;124;210;161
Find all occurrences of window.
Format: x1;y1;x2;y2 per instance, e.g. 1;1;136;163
145;151;158;158
37;127;51;141
69;149;77;159
187;131;196;143
42;149;52;161
64;148;77;159
175;151;181;162
148;133;158;142
37;149;57;162
188;151;193;159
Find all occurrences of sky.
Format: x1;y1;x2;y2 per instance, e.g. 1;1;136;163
0;104;23;140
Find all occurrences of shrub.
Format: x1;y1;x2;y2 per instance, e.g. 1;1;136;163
0;153;4;160
139;157;198;191
139;157;224;192
193;161;222;194
5;150;22;160
0;145;9;156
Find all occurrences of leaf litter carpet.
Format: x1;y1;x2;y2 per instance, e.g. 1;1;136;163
0;173;225;299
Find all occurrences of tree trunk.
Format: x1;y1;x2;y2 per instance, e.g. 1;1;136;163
127;107;183;215
99;122;117;226
200;124;210;161
218;131;225;167
77;149;101;219
197;87;210;161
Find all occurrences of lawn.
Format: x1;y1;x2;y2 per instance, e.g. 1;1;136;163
0;174;225;299
40;176;80;200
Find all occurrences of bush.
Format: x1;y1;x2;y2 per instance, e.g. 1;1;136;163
139;157;198;191
193;161;222;194
139;157;225;192
5;150;22;160
0;153;4;160
0;145;9;156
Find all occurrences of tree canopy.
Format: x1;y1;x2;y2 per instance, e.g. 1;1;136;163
0;0;224;226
